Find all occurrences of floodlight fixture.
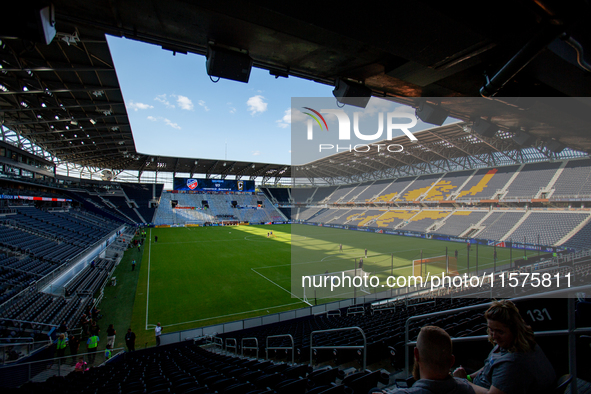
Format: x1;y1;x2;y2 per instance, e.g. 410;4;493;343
332;78;371;108
415;101;449;126
206;45;253;83
472;118;498;138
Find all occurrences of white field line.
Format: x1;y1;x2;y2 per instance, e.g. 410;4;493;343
146;228;152;330
251;268;313;306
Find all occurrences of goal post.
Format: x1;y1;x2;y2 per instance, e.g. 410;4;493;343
412;255;458;277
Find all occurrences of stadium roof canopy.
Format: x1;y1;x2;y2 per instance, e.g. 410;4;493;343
0;19;290;182
1;1;591;184
293;121;588;185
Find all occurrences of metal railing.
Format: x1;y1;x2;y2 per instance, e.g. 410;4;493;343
207;336;223;352
310;326;367;370
0;336;34;343
225;338;237;355
0;347;125;388
241;337;259;359
0;319;58;332
0;339;51;364
346;305;365;315
265;334;294;364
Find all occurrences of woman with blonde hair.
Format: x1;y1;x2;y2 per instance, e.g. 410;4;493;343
454;300;555;394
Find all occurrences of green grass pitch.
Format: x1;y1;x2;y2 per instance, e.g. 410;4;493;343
129;224;517;345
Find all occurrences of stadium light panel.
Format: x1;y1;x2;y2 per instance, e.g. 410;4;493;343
332;78;371;108
415;101;449;126
206;45;253;83
472;119;498;138
512;129;536;146
545;139;566;153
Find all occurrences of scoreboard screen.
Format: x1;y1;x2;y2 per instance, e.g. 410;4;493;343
173;177;255;192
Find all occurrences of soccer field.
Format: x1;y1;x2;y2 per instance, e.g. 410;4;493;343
130;224;516;342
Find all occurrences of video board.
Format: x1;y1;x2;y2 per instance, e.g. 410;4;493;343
173;177;255;192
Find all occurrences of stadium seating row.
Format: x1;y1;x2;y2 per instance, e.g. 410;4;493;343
295;207;590;248
153;193;285;226
262;158;591;204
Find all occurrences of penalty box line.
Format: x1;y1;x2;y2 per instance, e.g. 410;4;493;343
146;228;152;331
251;268;313;306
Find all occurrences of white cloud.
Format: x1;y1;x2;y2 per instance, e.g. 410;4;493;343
164;118;181;130
247;95;267;115
252;150;261;156
198;100;210;111
277;108;308;128
276;108;291;128
128;101;154;111
291;108;308;123
154;94;174;108
176;95;194;111
147;116;181;130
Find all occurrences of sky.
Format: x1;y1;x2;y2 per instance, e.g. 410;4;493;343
107;35;335;166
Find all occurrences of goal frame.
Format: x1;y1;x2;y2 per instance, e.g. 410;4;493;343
412;255;458;277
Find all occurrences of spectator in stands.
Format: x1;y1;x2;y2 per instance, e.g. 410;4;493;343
69;334;80;364
372;326;473;393
80;314;90;337
125;328;136;352
91;306;101;321
87;333;99;364
155;322;162;346
74;357;87;373
106;324;116;348
57;321;68;337
453;300;555;394
56;333;68;359
90;319;100;336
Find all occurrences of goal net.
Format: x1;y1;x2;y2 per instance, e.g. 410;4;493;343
412;255;458;277
302;268;372;304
